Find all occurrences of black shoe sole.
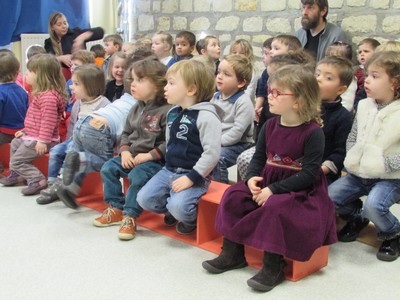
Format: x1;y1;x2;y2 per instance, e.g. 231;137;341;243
247;272;285;292
338;219;370;242
176;222;197;234
57;186;78;209
36;196;59;205
202;260;248;274
63;152;80;186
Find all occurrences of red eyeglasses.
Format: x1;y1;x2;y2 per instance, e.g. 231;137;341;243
268;88;294;98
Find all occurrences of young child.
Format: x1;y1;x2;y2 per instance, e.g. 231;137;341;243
55;51;154;209
151;31;173;65
196;35;221;74
36;64;110;205
325;41;357;112
93;59;171;240
0;51;29;174
0;54;67;195
229;39;257;101
104;52;127;102
102;34;123;77
354;38;380;109
328;51;400;262
166;31;196;67
315;56;353;184
24;45;47;97
90;44;106;68
136;60;222;235
211;55;254;183
202;65;337;292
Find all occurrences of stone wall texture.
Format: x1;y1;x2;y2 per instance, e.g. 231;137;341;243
134;0;400;70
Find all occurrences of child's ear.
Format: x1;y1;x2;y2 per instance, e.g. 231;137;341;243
187;84;198;96
189;45;195;53
237;80;246;90
116;44;121;51
337;85;348;96
200;49;207;55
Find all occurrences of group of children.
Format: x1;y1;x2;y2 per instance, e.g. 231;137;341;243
1;24;400;293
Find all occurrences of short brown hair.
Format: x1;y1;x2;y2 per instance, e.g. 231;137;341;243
273;35;302;53
222;55;253;90
0;50;20;83
72;64;106;98
176;31;196;46
167;60;216;103
358;38;380;50
103;34;123;48
301;0;329;21
318;56;354;87
90;44;106;58
71;50;95;64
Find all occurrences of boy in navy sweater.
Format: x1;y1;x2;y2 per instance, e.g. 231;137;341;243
137;60;222;234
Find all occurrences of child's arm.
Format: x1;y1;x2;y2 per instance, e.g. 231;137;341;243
221;95;254;146
346;114;358;153
254;96;264;122
38;92;63;144
119;107;136;169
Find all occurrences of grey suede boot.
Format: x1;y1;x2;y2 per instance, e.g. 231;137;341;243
247;251;286;292
202;238;247;274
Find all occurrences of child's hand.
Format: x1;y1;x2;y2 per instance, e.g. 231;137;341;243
252;187;273;206
248;176;263;196
172;176;193;193
255;107;263;122
15;131;24;138
121;151;135;169
35;142;47;155
58;54;72;67
132;153;152;166
321;166;330;175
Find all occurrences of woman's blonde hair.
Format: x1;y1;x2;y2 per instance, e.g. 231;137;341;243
167;60;216;102
229;39;255;63
27;53;67;101
366;51;400;100
72;64;105;98
268;65;322;126
48;12;66;56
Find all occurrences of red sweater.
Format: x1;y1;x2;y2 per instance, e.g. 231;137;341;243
23;90;65;143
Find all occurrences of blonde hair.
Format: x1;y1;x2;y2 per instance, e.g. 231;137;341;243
167;60;216;102
154;31;173;49
375;41;400;53
268;65;322;126
71;50;95;64
366;51;400;100
48;12;66;56
72;64;105;98
229;39;254;63
27;54;67;100
222;55;253;90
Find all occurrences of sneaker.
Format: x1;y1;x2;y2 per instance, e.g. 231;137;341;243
176;222;196;235
164;214;178;226
0;171;25;186
21;179;47;196
338;217;370;242
62;152;80;186
93;207;123;227
57;185;78;209
118;216;137;240
376;237;400;262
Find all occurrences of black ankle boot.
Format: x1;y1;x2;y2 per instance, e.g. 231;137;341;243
338;217;369;242
202;238;247;274
377;236;400;262
247;251;286;292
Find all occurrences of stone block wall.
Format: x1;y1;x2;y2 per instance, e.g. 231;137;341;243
133;0;400;70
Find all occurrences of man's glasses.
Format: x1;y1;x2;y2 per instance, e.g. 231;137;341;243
268;88;294;98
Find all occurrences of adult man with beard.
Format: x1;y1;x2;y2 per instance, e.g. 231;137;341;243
295;0;348;61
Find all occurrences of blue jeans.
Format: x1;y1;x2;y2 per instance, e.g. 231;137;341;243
137;167;210;226
70;116;114;186
212;142;252;183
329;173;400;239
101;156;163;217
48;138;72;182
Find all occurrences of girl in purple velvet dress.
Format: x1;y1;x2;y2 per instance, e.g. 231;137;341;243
202;65;337;293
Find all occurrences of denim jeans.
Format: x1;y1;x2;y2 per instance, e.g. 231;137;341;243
328;173;400;238
48;138;72;182
101;156;163;217
70;116;114;186
211;142;252;183
137;167;210;226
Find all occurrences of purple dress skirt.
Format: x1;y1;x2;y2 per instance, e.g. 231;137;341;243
215;119;337;261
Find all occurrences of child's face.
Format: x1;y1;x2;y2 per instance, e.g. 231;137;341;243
365;64;396;104
164;72;191;106
175;37;193;57
104;41;119;56
270;40;289;57
205;38;221;60
130;70;158;102
216;60;246;98
151;35;168;57
357;43;375;66
230;45;245;56
70;74;90;101
70;59;84;73
111;57;126;84
267;82;297;116
262;46;272;67
25;69;37;87
315;63;347;101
